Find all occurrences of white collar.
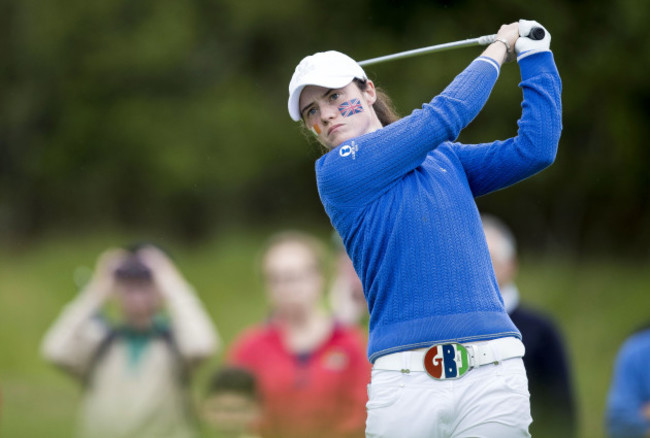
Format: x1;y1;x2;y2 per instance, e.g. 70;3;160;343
500;283;520;314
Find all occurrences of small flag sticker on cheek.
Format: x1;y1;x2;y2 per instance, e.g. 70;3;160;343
311;124;321;136
338;98;364;117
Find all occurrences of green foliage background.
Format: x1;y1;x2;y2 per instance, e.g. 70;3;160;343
1;0;649;437
1;0;648;253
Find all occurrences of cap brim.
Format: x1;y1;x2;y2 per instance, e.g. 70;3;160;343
288;74;357;121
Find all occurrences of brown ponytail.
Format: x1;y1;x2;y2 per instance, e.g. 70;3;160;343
353;78;401;126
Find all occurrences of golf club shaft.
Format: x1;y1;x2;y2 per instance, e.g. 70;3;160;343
358;27;545;66
358;34;497;66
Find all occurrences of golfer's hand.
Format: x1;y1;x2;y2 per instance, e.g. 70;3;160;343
498;23;519;53
484;22;518;65
515;19;551;60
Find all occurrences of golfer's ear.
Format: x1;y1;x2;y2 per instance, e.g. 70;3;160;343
364;80;378;105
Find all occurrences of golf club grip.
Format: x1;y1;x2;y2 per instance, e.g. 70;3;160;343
529;27;545;40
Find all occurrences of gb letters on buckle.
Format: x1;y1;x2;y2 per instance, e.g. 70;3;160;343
423;343;471;380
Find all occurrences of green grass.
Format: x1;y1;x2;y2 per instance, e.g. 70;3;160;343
0;231;648;438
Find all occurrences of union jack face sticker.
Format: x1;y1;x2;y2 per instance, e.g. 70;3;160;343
338;98;364;118
423;343;470;380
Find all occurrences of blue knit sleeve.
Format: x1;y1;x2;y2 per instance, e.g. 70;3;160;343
315;58;499;208
448;51;562;197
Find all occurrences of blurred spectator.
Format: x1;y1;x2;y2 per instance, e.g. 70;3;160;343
227;231;370;438
328;233;368;327
201;366;261;438
482;214;577;437
606;326;650;437
41;244;220;438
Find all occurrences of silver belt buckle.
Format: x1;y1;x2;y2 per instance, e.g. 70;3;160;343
423;343;471;380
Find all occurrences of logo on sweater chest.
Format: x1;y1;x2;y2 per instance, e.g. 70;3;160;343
339;141;358;160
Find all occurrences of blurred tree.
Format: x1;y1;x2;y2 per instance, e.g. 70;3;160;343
0;0;648;254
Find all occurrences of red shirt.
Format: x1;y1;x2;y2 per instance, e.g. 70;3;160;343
227;322;371;438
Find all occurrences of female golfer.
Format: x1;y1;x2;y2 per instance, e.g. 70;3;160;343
287;19;560;438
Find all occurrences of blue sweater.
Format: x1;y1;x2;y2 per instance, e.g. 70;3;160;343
315;51;562;362
606;328;650;437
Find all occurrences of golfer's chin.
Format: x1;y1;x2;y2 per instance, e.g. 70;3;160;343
326;123;382;150
326;132;354;150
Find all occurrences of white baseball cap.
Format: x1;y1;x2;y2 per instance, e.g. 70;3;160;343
287;50;367;121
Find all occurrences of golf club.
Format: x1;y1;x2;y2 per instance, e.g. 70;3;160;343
358;27;545;66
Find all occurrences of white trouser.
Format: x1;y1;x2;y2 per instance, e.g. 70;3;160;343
366;338;532;438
